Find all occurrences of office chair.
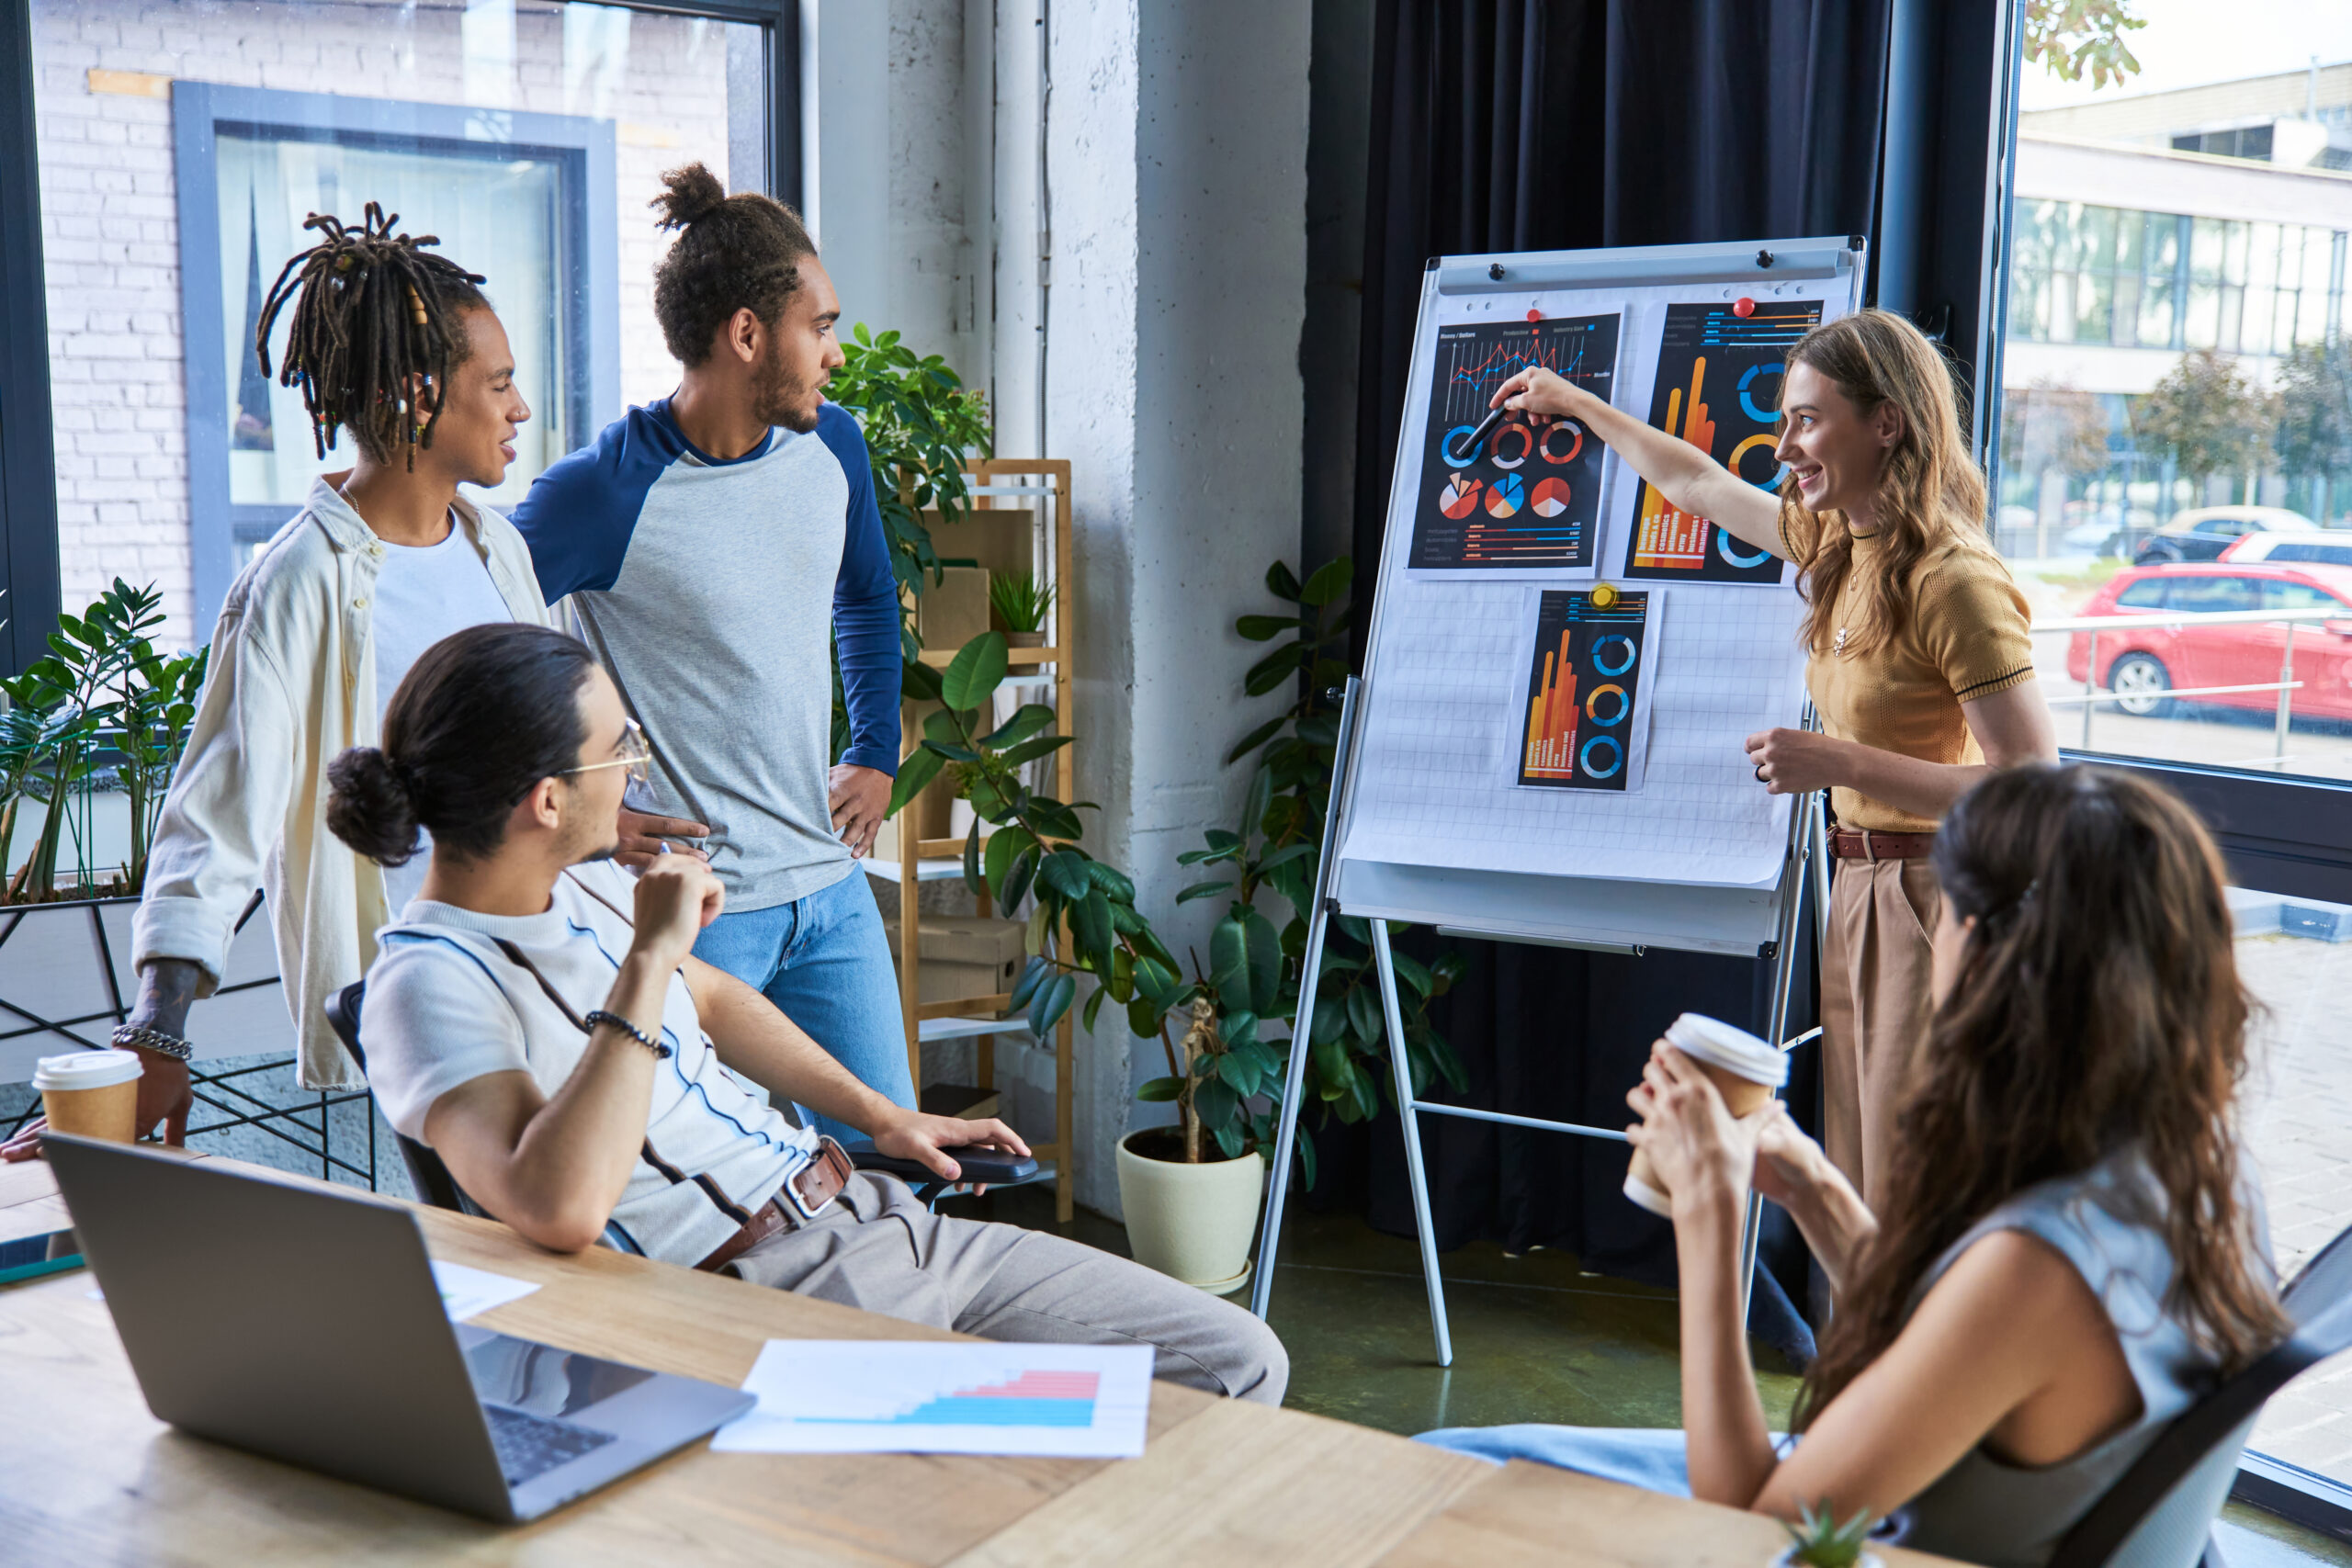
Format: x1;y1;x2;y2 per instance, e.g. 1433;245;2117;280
2046;1219;2352;1568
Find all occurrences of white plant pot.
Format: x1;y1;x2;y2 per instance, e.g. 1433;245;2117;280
1114;1129;1266;1295
1770;1551;1885;1568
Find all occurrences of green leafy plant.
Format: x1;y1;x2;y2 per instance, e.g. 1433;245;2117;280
1781;1500;1876;1568
0;581;206;903
2134;348;2277;496
989;570;1055;637
1172;558;1467;1180
2024;0;2143;90
826;323;994;657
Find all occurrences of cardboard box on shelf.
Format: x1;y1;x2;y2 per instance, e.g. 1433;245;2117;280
885;915;1028;1006
911;565;991;654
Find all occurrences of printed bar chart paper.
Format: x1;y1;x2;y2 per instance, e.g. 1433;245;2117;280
1517;589;1657;792
1620;299;1819;586
1408;312;1620;573
712;1340;1155;1458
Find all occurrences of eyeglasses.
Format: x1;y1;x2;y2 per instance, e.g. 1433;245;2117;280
560;717;651;784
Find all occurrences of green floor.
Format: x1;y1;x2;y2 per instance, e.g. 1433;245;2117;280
972;1187;2352;1565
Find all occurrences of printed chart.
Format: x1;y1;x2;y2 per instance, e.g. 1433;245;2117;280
1408;312;1621;572
1621;299;1820;585
712;1340;1154;1458
1517;589;1656;792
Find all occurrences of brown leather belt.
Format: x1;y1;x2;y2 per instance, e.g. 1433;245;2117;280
1829;827;1936;863
696;1135;855;1273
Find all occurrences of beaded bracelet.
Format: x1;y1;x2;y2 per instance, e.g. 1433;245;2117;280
583;1010;673;1059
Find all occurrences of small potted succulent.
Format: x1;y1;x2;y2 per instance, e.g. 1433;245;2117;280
1774;1501;1882;1568
989;570;1055;648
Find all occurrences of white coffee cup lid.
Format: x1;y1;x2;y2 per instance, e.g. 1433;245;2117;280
32;1048;144;1092
1662;1013;1787;1087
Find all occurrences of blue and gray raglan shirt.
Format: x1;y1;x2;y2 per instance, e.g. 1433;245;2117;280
511;398;899;913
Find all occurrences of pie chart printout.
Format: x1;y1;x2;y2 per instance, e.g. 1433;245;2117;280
1517;587;1655;793
1408;312;1622;571
1620;299;1820;585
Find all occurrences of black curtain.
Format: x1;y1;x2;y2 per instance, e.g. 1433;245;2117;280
1326;0;1889;1334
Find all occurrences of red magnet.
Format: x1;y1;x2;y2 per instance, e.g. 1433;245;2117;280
1733;297;1756;318
1526;308;1543;323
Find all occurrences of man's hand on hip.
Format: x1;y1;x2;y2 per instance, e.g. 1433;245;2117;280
829;764;893;859
616;808;710;870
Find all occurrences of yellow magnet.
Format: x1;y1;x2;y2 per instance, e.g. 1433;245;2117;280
1589;581;1619;610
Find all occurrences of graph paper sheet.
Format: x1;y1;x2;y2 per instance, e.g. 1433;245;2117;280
1340;578;1807;887
712;1340;1154;1458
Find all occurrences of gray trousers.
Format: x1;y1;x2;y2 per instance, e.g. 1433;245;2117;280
725;1172;1288;1404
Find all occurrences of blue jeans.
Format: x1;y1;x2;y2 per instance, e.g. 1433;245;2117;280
1413;1426;1794;1495
692;868;915;1141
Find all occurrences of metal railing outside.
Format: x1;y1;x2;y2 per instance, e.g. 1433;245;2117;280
2032;605;2346;764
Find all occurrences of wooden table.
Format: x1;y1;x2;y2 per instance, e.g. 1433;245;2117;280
0;1156;1963;1566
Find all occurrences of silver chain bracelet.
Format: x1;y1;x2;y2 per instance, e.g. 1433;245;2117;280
112;1023;193;1062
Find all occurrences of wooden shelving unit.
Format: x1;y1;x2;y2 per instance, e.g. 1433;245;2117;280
869;458;1076;1222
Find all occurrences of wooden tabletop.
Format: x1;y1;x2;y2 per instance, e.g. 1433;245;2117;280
0;1155;1962;1567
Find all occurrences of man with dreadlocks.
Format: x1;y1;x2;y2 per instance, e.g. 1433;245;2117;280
511;164;912;1137
5;207;548;1161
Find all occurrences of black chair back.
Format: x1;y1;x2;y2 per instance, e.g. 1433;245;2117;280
2048;1220;2352;1568
323;980;472;1215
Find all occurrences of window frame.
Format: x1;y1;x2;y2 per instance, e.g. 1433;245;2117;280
0;0;801;667
173;82;622;633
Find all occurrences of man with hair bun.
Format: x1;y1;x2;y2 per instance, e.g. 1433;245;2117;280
4;206;547;1160
512;163;911;1136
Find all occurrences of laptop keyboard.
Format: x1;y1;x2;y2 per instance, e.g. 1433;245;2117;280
482;1402;618;1487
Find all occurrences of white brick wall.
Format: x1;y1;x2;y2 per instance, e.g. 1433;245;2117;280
31;0;744;649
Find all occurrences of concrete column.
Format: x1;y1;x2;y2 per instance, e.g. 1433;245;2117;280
1036;0;1309;1214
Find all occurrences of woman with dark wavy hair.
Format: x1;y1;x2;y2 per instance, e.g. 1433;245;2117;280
1422;765;2283;1565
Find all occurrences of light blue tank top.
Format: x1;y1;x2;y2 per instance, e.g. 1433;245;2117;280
1896;1149;2274;1568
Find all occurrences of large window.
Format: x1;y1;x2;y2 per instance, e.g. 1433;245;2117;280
1991;1;2352;1529
24;0;785;649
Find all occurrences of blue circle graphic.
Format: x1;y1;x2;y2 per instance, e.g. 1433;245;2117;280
1716;530;1774;569
1442;424;1481;466
1590;635;1636;676
1737;363;1783;425
1579;735;1624;779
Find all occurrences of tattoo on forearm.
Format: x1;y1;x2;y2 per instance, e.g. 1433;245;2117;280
130;960;203;1034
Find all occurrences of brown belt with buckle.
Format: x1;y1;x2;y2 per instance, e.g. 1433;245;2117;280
1828;827;1937;863
696;1134;855;1273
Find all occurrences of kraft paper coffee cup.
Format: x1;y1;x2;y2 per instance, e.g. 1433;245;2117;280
1623;1014;1788;1218
33;1048;143;1144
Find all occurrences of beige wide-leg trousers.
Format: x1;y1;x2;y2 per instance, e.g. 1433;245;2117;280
1821;856;1941;1208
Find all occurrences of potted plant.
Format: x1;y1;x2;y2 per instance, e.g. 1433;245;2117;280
989;570;1055;649
0;581;277;1095
1774;1502;1883;1568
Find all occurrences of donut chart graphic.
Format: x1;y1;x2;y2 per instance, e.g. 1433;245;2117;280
1440;474;1483;519
1728;433;1788;492
1485;472;1526;518
1717;528;1774;568
1530;477;1572;517
1538;422;1584;465
1591;635;1636;676
1520;588;1649;792
1442;424;1482;466
1586;683;1630;725
1737;362;1784;425
1488;423;1533;469
1579;736;1624;778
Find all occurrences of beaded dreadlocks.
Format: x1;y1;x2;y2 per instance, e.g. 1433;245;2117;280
253;202;490;468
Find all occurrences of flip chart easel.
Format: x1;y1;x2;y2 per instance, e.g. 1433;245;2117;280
1248;236;1867;1365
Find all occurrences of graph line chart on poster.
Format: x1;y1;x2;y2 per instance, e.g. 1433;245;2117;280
1406;311;1622;576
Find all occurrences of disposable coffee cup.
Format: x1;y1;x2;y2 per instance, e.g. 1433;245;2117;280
1623;1013;1788;1218
32;1048;144;1144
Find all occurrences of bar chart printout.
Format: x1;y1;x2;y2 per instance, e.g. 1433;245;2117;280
1408;312;1621;572
1621;299;1821;585
1518;588;1655;793
712;1340;1154;1458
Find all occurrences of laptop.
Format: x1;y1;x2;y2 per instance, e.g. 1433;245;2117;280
42;1133;754;1522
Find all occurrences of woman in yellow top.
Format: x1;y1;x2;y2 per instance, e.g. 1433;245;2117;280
1492;310;2057;1203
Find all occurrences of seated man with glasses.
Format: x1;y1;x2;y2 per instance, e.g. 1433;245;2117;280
324;623;1284;1402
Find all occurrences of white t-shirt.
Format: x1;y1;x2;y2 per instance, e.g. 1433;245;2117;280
368;515;514;908
362;861;818;1266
